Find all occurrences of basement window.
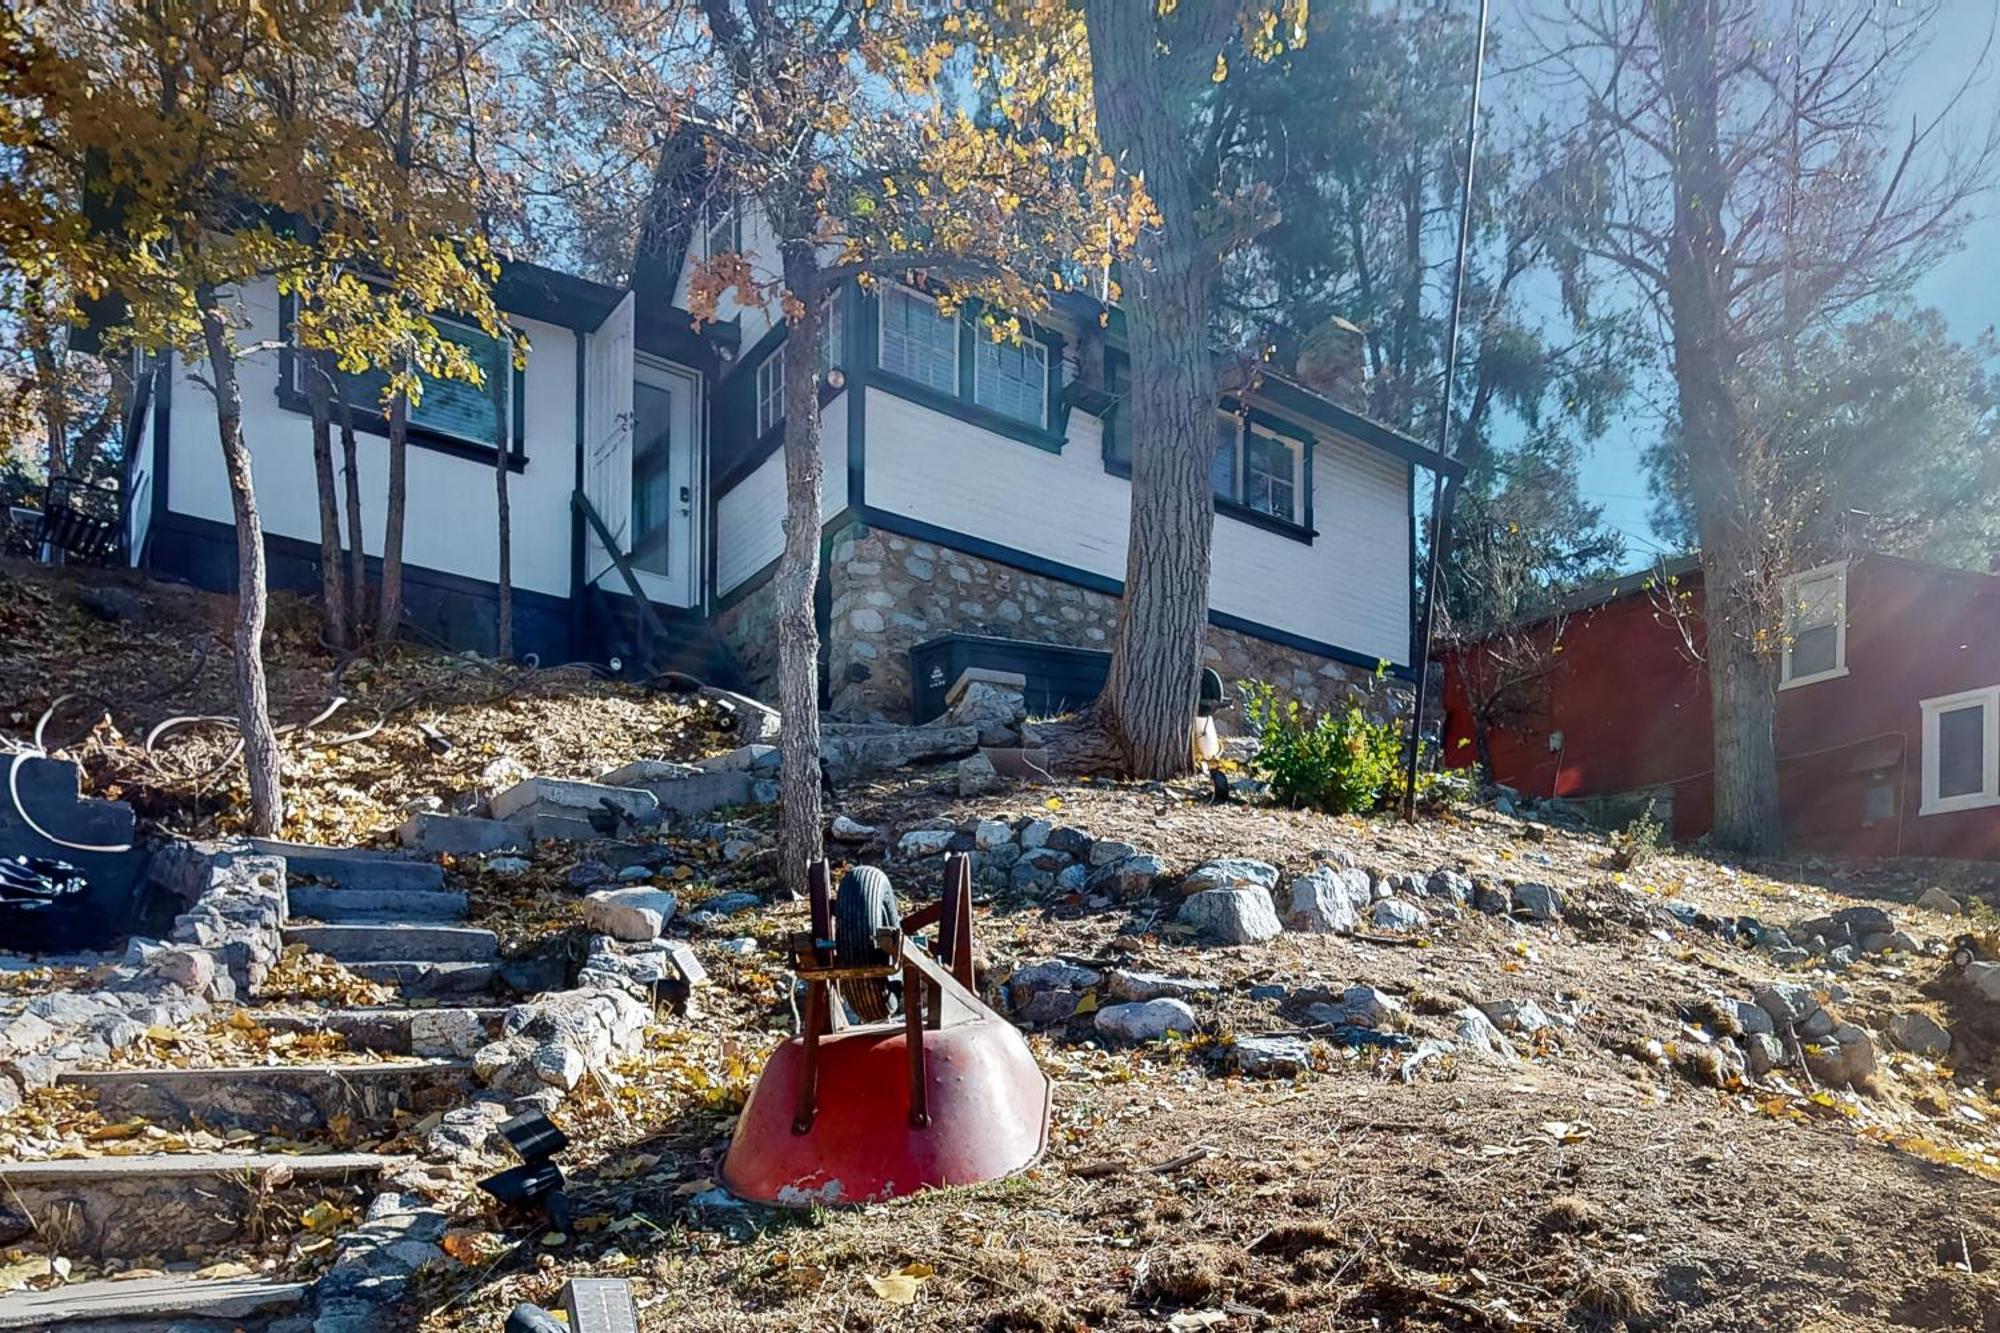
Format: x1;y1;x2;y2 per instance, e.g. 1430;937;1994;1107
1920;685;2000;816
1780;561;1848;688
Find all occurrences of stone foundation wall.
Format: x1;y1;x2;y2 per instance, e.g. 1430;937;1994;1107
711;577;781;703
824;522;1407;724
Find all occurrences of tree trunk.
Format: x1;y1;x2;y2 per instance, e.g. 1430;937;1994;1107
376;387;408;643
1083;0;1222;779
774;246;827;894
334;382;368;642
196;290;284;835
495;409;512;660
1653;0;1783;855
304;353;349;648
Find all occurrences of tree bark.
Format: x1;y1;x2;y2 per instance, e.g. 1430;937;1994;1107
304;353;349;648
376;387;408;643
774;245;827;894
1082;0;1223;779
334;381;368;641
196;288;284;835
1653;0;1782;855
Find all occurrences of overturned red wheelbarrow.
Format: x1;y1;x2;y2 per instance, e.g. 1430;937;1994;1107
719;852;1051;1206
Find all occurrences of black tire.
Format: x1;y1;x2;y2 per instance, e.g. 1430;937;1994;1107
835;865;901;1022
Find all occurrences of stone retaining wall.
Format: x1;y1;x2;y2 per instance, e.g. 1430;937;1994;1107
824;522;1404;723
712;576;782;703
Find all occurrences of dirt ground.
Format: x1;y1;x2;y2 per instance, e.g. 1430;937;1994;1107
388;780;2000;1333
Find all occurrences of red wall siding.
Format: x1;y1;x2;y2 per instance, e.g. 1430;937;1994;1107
1442;555;2000;861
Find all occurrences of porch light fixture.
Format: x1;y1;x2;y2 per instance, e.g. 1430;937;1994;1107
825;367;847;391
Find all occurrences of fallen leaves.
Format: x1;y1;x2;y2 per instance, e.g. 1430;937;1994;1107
864;1261;935;1304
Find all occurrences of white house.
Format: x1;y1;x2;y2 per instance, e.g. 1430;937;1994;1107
125;232;1459;722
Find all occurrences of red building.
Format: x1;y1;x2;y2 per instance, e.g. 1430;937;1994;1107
1439;553;2000;861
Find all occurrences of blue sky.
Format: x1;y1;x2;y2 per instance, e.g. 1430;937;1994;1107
1490;1;2000;569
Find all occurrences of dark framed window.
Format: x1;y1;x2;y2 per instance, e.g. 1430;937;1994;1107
277;293;525;470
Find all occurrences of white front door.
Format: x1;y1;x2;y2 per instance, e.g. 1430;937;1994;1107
627;355;701;608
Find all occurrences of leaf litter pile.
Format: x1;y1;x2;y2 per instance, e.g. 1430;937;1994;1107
0;561;732;843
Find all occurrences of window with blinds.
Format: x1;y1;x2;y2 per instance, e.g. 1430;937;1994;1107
973;335;1047;427
332;320;509;448
879;286;959;394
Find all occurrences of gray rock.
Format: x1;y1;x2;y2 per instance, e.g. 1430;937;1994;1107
830;815;877;842
1308;985;1403;1029
1732;1000;1775;1036
1369;898;1429;932
1016;988;1082;1026
1056;863;1089;892
1743;1031;1786;1076
1104;969;1219;1003
1280;869;1361;934
1018;819;1055;850
1512;883;1563;922
1182;858;1280;894
898;828;957;857
409;1009;489;1058
583;888;678;942
1088;839;1139;868
1178;887;1283;945
1045;826;1094;857
530;1042;588;1092
566;861;611;888
956;752;1001;797
1886;1011;1951;1058
1007;960;1102;1009
702;891;761;917
1826;945;1857;969
974;819;1015;850
1967;961;2000;1004
1915;886;1961;915
1769;945;1813;966
1094;998;1197;1042
1424;869;1473;904
694;744;780;774
1754;983;1817;1027
485;855;532;875
1472;882;1510;915
1230;1035;1313;1077
1478;997;1553;1033
1086;853;1166;900
1454;1007;1519;1062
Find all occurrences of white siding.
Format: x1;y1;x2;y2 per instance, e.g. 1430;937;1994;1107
164;277;580;599
714;398;849;596
862;387;1412;665
672;204;779;348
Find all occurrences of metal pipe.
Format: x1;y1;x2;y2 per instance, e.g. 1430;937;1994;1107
1404;0;1492;820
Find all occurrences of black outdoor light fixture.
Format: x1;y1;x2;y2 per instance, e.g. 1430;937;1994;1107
477;1110;574;1234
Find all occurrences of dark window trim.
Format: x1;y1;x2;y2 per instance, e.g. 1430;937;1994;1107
865;284;1067;453
276;292;528;473
1099;377;1317;542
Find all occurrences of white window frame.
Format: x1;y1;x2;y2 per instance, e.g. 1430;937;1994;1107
1920;685;2000;816
1242;422;1304;524
703;201;740;260
971;332;1049;428
1779;560;1850;689
755;348;784;438
877;284;960;396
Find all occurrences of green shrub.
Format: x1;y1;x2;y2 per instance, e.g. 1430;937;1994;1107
1608;801;1665;871
1242;680;1404;815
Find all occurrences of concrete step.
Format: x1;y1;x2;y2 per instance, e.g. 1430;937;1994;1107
60;1061;475;1133
246;838;446;892
0;1151;402;1264
255;1005;507;1055
395;811;532;855
282;923;498;963
598;760;754;816
490;776;659;827
287;884;470;923
0;1272;310;1330
347;959;503;998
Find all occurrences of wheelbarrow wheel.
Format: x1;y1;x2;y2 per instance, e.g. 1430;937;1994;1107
835;865;901;1022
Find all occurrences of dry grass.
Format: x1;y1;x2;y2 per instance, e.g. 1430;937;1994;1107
1572;1267;1654;1324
